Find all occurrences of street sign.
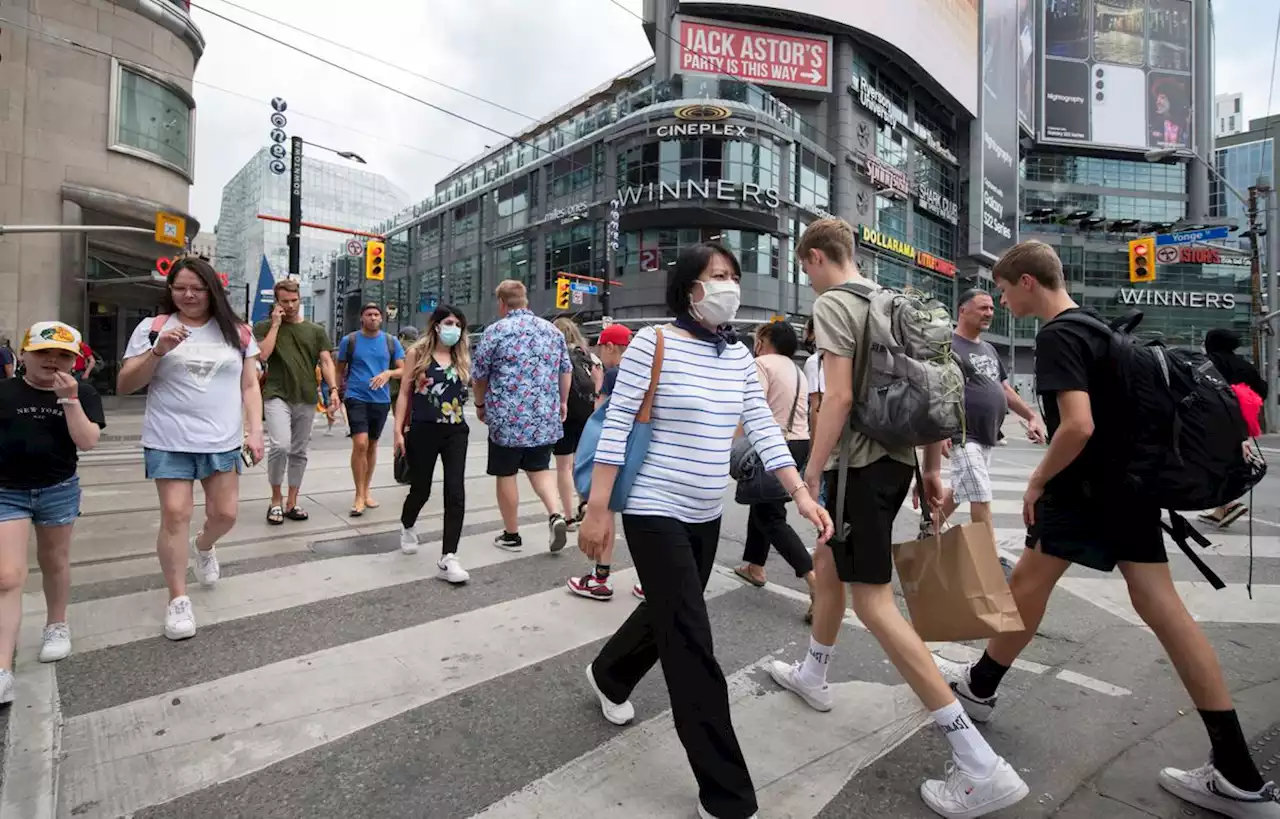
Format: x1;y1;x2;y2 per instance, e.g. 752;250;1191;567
155;212;185;247
572;290;584;305
570;282;599;295
1155;245;1180;263
346;239;364;256
1156;227;1230;246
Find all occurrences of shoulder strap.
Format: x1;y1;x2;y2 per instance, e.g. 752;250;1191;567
635;328;664;424
1047;311;1115;337
785;362;802;434
386;333;396;360
238;324;253;351
342;332;356;358
147;314;170;344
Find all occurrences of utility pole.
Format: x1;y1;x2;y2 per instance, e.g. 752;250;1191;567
1249;184;1264;367
1266;177;1279;432
288;136;303;280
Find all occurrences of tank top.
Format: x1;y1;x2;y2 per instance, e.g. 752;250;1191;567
409;357;469;425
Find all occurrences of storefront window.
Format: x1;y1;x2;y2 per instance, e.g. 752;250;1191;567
913;212;955;261
449;256;479;305
617;139;781;191
719;230;780;278
615;227;778;278
110;60;195;177
545;223;594;289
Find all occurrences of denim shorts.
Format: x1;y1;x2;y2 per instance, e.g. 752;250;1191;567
0;476;82;526
144;448;242;481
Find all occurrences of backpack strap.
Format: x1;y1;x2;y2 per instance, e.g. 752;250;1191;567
385;332;396;362
147;314;171;345
785;363;802;435
1045;310;1116;337
238;324;253;352
1162;511;1226;590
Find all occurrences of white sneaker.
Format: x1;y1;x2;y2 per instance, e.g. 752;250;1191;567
697;802;757;819
189;535;220;587
437;554;470;584
400;526;420;555
934;658;998;723
920;758;1029;818
164;596;196;641
0;669;13;704
38;622;71;663
585;663;634;725
1159;762;1280;818
768;659;833;712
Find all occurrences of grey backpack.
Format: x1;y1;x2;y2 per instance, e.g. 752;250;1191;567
835;280;965;450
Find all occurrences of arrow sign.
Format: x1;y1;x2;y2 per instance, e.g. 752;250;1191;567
1156;227;1230;246
802;69;822;83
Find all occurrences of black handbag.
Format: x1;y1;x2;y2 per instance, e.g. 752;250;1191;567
731;363;802;505
394;393;412;485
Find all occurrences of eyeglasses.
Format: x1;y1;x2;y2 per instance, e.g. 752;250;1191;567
171;286;209;296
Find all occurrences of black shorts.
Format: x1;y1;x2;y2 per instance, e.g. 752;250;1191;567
824;458;915;585
488;440;554;477
1027;494;1167;572
553;419;588;457
345;399;391;440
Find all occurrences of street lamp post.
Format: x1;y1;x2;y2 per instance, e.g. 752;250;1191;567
286;138;368;283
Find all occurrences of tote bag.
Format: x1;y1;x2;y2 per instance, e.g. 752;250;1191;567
574;328;665;512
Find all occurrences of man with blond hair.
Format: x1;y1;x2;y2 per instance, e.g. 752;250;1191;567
769;217;1029;818
472;280;573;552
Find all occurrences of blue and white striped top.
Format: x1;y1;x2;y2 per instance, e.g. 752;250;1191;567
595;326;796;523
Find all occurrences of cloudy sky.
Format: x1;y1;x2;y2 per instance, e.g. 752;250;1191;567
187;0;1274;231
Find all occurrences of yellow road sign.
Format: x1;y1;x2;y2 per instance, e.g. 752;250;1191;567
155;212;186;248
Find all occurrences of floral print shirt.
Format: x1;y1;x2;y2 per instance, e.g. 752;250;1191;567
411;358;469;425
471;308;572;448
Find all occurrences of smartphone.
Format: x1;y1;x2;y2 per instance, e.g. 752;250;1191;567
1090;63;1146;148
241;441;257;468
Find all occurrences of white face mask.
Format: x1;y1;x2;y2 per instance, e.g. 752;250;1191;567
438;325;462;347
691;280;741;327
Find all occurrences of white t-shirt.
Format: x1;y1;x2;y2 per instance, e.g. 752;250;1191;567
124;316;260;454
804;351;826;395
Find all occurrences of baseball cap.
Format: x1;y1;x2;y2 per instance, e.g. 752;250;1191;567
597;324;632;346
361;302;382;314
22;321;82;355
398;326;420;342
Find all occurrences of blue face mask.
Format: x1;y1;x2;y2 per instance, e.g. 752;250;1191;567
438;325;462;347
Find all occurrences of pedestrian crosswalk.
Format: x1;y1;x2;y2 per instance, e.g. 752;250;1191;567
2;453;1278;819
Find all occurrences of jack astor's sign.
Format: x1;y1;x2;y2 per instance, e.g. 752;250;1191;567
859;224;957;278
615;179;781;208
1117;289;1237;309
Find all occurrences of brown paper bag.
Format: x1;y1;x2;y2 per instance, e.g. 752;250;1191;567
893;522;1025;643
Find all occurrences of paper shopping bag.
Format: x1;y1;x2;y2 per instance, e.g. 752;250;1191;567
893;522;1025;643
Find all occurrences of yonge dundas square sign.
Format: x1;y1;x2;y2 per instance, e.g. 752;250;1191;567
673;16;833;93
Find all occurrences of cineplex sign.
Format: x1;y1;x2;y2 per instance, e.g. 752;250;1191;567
859;225;956;278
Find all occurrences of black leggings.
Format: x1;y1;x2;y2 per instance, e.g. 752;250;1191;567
400;423;469;553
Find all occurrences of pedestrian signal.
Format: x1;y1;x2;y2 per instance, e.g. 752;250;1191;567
556;278;571;310
365;241;385;281
1129;237;1156;283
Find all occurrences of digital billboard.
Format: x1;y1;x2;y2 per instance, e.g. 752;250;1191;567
978;0;1021;259
1017;0;1035;131
685;0;979;115
672;17;834;93
1041;0;1194;151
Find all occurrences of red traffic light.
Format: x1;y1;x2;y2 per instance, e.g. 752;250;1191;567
370;245;384;258
1134;244;1148;256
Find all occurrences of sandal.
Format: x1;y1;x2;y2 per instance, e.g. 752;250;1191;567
284;507;309;521
733;565;767;588
267;505;284;526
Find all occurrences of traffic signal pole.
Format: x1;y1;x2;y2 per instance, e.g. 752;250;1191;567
288;136;303;280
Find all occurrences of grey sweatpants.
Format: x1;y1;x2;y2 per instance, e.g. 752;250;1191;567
265;398;316;489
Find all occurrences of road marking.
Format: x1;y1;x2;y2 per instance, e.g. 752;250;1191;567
1055;670;1132;697
0;663;61;819
56;569;741;819
473;656;930;818
1058;578;1280;625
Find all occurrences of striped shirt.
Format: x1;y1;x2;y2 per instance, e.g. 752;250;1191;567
595;326;796;523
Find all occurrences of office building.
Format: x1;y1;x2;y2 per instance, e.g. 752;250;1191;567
1216;92;1244;138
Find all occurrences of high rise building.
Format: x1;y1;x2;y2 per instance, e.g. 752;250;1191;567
215;147;409;318
1216;92;1245;137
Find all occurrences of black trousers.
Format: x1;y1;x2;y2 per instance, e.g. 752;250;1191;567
742;439;813;577
592;515;757;819
400;423;469;553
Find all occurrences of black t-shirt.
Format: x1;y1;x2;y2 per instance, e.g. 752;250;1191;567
1034;308;1126;498
0;378;106;489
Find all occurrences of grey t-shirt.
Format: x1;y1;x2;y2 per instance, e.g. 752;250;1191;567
952;332;1008;447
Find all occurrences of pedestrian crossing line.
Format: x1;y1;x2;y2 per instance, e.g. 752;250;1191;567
55;569;740;819
1055;578;1280;626
0;664;59;819
718;566;1133;699
473;655;929;819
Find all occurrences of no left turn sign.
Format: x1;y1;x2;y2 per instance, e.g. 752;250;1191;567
1156;245;1180;264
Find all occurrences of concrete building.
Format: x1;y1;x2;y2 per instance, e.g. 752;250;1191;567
0;0;204;393
1216;92;1244;138
191;229;216;261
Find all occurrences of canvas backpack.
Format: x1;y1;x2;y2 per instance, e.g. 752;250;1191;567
566;346;597;423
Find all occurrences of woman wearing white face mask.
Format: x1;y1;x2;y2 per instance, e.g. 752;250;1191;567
577;243;834;819
394;305;472;583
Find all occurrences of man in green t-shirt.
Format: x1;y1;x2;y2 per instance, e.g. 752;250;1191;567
253;279;339;525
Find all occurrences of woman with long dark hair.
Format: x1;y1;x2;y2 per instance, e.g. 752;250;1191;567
118;256;264;641
577;243;832;819
394;305;472;583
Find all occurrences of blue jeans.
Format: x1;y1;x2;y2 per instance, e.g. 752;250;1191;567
144;448;241;481
0;476;81;526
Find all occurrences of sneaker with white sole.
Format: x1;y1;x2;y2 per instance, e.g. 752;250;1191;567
400;526;420;555
189;535;219;587
494;532;523;552
1159;762;1280;818
0;669;13;705
567;573;614;600
632;583;645;601
934;658;997;723
38;622;71;663
549;514;568;553
437;554;470;584
585;663;634;725
768;659;833;712
164;595;196;641
920;758;1029;817
697;802;757;819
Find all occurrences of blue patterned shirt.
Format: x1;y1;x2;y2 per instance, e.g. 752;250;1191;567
472;309;572;448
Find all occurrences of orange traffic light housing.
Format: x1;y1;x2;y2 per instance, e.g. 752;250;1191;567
1129;237;1156;283
555;277;571;310
365;240;385;281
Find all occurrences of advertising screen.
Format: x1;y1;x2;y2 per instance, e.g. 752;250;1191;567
979;0;1021;259
1041;0;1194;151
686;0;979;115
1018;0;1035;131
673;17;834;93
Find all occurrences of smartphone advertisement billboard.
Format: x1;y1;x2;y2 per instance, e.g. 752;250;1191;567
1041;0;1193;151
976;0;1021;260
1018;0;1035;132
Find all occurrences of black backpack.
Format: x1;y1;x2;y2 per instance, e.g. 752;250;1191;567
566;347;597;422
1051;311;1267;589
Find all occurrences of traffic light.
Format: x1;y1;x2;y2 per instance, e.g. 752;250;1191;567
365;240;385;281
555;277;571;310
1128;237;1156;283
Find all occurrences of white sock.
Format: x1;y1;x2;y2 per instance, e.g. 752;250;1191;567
932;700;999;776
798;637;834;686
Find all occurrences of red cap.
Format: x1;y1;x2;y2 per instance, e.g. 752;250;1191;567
597;324;632;346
